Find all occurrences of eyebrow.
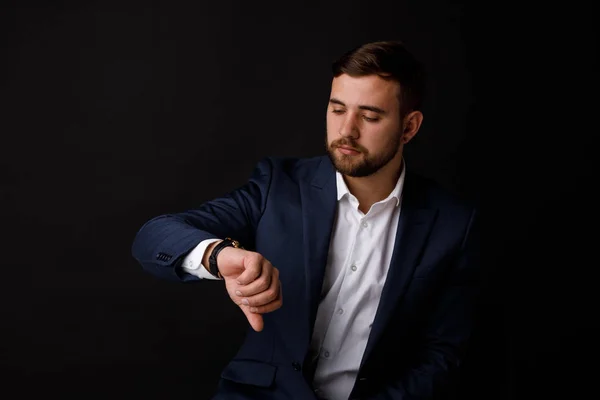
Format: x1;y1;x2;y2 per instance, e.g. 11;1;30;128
329;98;387;115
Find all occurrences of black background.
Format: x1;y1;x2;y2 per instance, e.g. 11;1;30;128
1;1;597;398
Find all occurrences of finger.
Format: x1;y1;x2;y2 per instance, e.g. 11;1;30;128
240;305;264;332
248;285;283;314
242;270;280;307
236;254;264;285
237;264;275;298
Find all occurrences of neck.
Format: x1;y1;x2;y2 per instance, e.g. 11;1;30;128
344;154;404;214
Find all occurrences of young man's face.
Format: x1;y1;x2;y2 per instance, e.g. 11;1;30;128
326;73;404;177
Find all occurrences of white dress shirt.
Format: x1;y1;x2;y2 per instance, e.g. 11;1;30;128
182;163;406;400
309;166;404;400
181;238;221;280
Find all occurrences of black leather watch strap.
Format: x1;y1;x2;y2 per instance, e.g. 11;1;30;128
208;237;242;278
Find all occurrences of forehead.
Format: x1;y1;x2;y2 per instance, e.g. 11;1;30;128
330;74;400;109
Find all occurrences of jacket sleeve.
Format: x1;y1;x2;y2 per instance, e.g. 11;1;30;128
367;209;485;400
131;157;274;282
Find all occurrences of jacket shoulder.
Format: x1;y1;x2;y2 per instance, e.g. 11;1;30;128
408;172;477;216
258;155;328;182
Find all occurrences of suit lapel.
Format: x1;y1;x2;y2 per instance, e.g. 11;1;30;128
361;172;437;366
299;157;337;346
297;160;437;366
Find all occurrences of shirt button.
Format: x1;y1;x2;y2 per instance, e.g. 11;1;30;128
362;222;368;228
291;361;301;371
337;308;344;315
324;351;330;358
351;265;357;271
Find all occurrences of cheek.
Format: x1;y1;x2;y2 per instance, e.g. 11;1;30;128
326;116;336;138
363;126;396;149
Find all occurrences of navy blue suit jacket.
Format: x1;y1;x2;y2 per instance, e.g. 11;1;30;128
131;156;482;400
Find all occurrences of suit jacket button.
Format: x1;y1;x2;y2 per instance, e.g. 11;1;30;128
291;361;301;371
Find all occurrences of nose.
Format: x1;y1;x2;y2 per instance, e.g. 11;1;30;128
339;114;359;139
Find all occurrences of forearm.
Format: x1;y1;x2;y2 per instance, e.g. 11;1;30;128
131;157;274;282
131;214;221;281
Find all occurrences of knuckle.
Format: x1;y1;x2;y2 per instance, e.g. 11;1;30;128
247;252;261;266
259;279;270;292
263;290;273;302
267;288;278;301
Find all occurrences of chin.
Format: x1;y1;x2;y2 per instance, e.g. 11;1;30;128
334;159;368;177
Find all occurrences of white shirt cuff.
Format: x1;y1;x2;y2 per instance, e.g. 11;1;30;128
181;238;222;280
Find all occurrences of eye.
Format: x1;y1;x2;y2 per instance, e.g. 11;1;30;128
331;109;344;114
363;116;380;122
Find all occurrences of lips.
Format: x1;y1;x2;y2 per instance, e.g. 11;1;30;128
338;145;360;152
337;145;361;156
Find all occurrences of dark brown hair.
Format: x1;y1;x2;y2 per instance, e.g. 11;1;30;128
332;41;425;117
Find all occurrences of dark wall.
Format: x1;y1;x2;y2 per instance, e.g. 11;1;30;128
1;1;596;398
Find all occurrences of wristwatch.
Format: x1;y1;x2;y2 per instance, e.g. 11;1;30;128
208;237;242;278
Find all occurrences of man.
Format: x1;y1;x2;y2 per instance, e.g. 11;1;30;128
131;41;482;400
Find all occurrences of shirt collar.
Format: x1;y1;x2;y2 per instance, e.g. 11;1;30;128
335;159;406;207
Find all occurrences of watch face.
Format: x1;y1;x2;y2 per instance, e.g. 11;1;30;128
226;237;241;248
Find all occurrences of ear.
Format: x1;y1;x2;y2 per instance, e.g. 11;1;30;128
401;110;424;144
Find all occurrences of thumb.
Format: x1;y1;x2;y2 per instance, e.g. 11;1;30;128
240;307;264;332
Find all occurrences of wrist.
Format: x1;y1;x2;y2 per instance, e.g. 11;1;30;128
208;237;243;278
202;240;222;274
